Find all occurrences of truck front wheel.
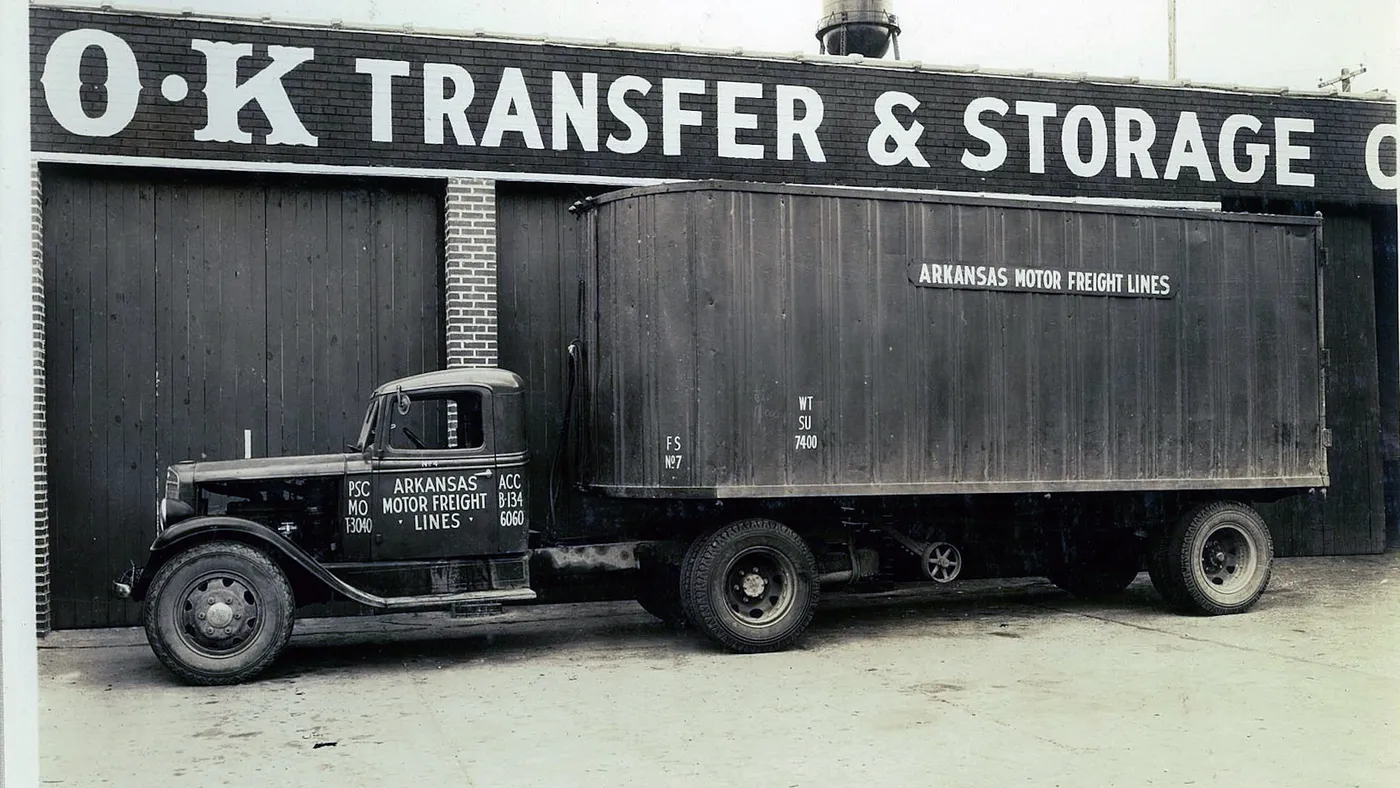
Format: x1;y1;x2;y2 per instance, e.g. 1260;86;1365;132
1154;501;1274;615
142;541;296;685
680;519;819;653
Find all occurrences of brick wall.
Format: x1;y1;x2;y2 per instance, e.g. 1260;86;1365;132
32;163;49;635
445;178;498;368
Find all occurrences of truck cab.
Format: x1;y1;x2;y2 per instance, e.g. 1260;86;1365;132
342;368;531;563
119;368;536;685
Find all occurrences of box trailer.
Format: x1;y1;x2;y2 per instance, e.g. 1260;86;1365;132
114;181;1327;684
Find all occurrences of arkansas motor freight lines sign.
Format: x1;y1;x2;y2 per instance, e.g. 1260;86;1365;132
30;8;1399;203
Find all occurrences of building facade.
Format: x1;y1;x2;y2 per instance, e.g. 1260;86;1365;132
28;5;1400;630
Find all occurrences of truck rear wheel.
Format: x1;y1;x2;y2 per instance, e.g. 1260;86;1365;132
680;519;819;653
143;541;295;685
1156;501;1274;615
635;557;687;628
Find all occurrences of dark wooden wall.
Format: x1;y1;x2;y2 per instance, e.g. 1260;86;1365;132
1369;209;1399;549
43;167;444;628
496;183;595;539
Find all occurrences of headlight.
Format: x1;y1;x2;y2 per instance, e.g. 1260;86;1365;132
159;497;194;531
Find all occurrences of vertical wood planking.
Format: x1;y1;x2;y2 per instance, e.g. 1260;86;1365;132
45;169;442;628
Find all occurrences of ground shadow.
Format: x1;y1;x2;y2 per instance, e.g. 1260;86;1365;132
247;576;1178;684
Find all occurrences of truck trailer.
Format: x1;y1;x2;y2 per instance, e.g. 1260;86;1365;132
114;181;1328;684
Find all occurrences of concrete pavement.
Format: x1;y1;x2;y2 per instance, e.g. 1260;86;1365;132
39;554;1400;787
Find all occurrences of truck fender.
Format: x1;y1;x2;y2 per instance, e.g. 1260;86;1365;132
130;516;382;609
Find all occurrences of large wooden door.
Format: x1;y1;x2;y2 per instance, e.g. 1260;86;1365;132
43;167;444;628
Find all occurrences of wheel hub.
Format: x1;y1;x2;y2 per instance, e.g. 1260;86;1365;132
205;601;234;629
740;571;767;598
721;548;797;629
181;575;259;654
1196;525;1256;592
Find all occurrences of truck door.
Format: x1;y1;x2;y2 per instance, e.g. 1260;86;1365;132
367;386;507;561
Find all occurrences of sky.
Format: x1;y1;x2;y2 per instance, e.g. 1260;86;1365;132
43;0;1400;94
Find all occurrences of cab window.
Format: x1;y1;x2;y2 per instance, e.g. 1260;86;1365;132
388;390;484;451
355;398;379;451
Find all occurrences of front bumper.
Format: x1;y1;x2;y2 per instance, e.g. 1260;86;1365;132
112;563;142;600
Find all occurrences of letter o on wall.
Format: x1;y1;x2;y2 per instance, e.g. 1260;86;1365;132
1367;123;1399;191
1060;104;1108;177
40;28;143;137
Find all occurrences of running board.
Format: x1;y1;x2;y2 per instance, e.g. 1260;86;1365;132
368;587;537;610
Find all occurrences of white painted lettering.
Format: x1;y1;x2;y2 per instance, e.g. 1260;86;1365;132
717;81;764;159
551;71;599;151
354;58;409;143
606;75;651;154
1275;117;1315;187
1366;123;1398;190
483;67;544;149
961;96;1009;172
662;78;705;156
1219;113;1268;184
868;91;929;167
192;40;317;146
40;29;142;138
776;85;826;162
1114;107;1158;178
423;63;475;145
1061;104;1108;177
1015;101;1057;174
1164;111;1216;181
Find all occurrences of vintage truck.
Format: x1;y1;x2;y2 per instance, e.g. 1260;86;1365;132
115;181;1327;684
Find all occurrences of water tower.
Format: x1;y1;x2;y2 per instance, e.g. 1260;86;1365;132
816;0;901;59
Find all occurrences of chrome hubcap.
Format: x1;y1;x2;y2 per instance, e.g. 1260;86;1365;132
180;574;261;656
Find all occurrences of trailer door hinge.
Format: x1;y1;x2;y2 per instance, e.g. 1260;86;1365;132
1318;248;1328;267
1320;348;1330;368
1322;428;1333;448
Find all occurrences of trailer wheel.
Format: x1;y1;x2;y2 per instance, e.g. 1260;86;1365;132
680;519;819;654
1159;501;1274;615
143;541;295;685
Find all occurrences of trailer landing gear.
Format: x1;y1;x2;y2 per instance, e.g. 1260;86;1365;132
921;542;963;583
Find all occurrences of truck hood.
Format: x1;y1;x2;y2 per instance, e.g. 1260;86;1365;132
175;453;352;483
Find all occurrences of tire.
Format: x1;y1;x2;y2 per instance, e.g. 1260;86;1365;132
142;541;295;685
680;519;819;654
1046;531;1143;599
635;558;688;628
1146;528;1190;607
1159;501;1274;615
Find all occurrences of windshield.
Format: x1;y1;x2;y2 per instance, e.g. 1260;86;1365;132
353;398;379;451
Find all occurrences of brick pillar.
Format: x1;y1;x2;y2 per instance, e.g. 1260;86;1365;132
444;178;498;368
32;163;49;635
